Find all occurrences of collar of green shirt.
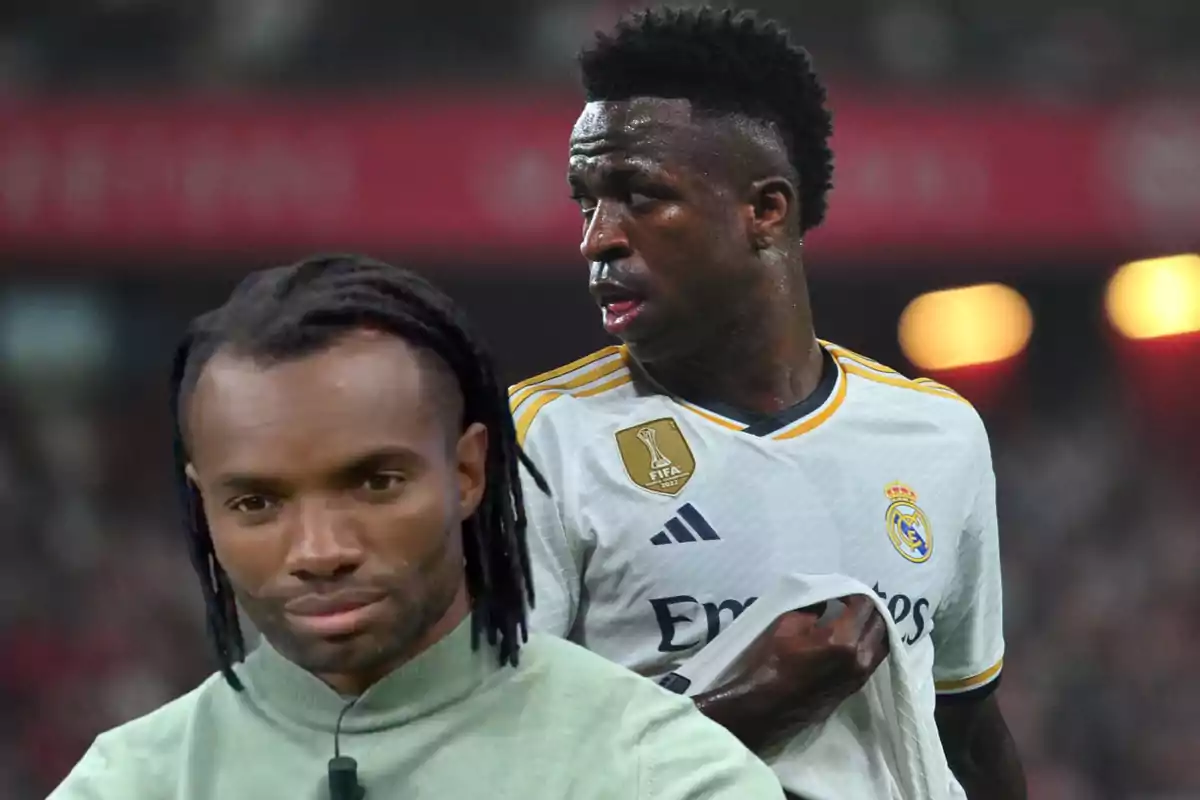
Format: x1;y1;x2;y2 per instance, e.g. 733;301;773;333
238;616;505;733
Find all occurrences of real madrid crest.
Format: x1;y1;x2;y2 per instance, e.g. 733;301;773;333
615;418;695;496
884;482;932;563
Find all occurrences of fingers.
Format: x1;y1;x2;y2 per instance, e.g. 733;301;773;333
772;607;823;639
828;595;890;671
841;594;878;629
827;594;877;644
772;596;891;674
857;601;890;670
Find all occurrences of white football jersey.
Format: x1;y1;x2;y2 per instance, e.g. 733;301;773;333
511;341;1006;728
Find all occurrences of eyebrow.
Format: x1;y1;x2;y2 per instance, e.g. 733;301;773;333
567;161;667;191
212;446;421;493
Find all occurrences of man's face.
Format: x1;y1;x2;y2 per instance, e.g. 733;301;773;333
185;330;486;691
567;98;763;364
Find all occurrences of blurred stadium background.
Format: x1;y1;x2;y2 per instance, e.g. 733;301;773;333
1;1;1198;797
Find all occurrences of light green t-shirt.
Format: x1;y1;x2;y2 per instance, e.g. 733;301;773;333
49;619;782;799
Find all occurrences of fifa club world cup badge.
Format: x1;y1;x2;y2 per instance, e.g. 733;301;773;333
615;418;696;496
884;482;933;563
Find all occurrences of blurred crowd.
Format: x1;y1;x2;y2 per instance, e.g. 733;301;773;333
995;400;1199;798
0;0;1199;99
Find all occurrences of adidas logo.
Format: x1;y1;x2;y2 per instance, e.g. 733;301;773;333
650;503;721;545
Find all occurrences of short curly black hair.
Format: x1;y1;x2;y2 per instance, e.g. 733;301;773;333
579;6;834;233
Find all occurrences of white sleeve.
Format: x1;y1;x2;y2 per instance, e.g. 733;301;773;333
931;416;1006;697
518;414;586;639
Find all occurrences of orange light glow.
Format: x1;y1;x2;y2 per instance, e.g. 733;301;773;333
898;283;1033;371
1106;254;1200;340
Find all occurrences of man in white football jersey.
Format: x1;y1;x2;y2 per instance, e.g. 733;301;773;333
512;6;1026;799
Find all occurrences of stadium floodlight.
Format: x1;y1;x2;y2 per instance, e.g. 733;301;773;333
1105;254;1200;341
898;283;1033;371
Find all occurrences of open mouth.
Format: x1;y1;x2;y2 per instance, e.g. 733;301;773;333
593;284;647;335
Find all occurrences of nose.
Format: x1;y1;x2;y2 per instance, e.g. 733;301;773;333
580;200;634;264
284;498;364;582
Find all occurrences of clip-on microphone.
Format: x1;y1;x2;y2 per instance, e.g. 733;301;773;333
328;755;364;800
329;699;366;800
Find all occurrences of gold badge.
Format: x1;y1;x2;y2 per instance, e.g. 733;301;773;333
884;483;933;563
615;418;695;496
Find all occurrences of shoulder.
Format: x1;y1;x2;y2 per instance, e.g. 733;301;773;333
98;671;230;749
824;340;989;447
519;632;675;697
49;673;229;798
519;636;783;799
509;346;637;448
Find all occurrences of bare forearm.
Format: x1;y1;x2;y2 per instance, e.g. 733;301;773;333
693;682;779;753
694;678;837;754
689;601;890;756
937;694;1027;800
947;724;1025;799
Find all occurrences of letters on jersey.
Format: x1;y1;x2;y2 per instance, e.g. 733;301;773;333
614;417;696;496
516;342;1005;713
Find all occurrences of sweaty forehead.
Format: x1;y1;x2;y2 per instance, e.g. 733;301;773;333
569;98;789;182
571;98;697;146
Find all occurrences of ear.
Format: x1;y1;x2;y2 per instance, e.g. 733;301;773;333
455;422;488;522
746;176;798;249
183;463;207;511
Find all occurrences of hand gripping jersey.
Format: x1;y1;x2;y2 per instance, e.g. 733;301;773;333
511;341;1006;727
665;573;958;800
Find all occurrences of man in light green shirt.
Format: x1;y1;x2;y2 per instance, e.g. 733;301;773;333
50;255;782;800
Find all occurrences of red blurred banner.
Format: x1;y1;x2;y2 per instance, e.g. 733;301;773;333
0;93;1197;268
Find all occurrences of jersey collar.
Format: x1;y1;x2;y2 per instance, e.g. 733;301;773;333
625;344;847;439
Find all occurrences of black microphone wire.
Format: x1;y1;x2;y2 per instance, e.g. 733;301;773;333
328;697;365;800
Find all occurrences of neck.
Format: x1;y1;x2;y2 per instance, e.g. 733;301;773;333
643;274;822;416
318;581;471;697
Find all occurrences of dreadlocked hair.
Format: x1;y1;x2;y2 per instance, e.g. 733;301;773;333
169;254;549;690
579;5;834;233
